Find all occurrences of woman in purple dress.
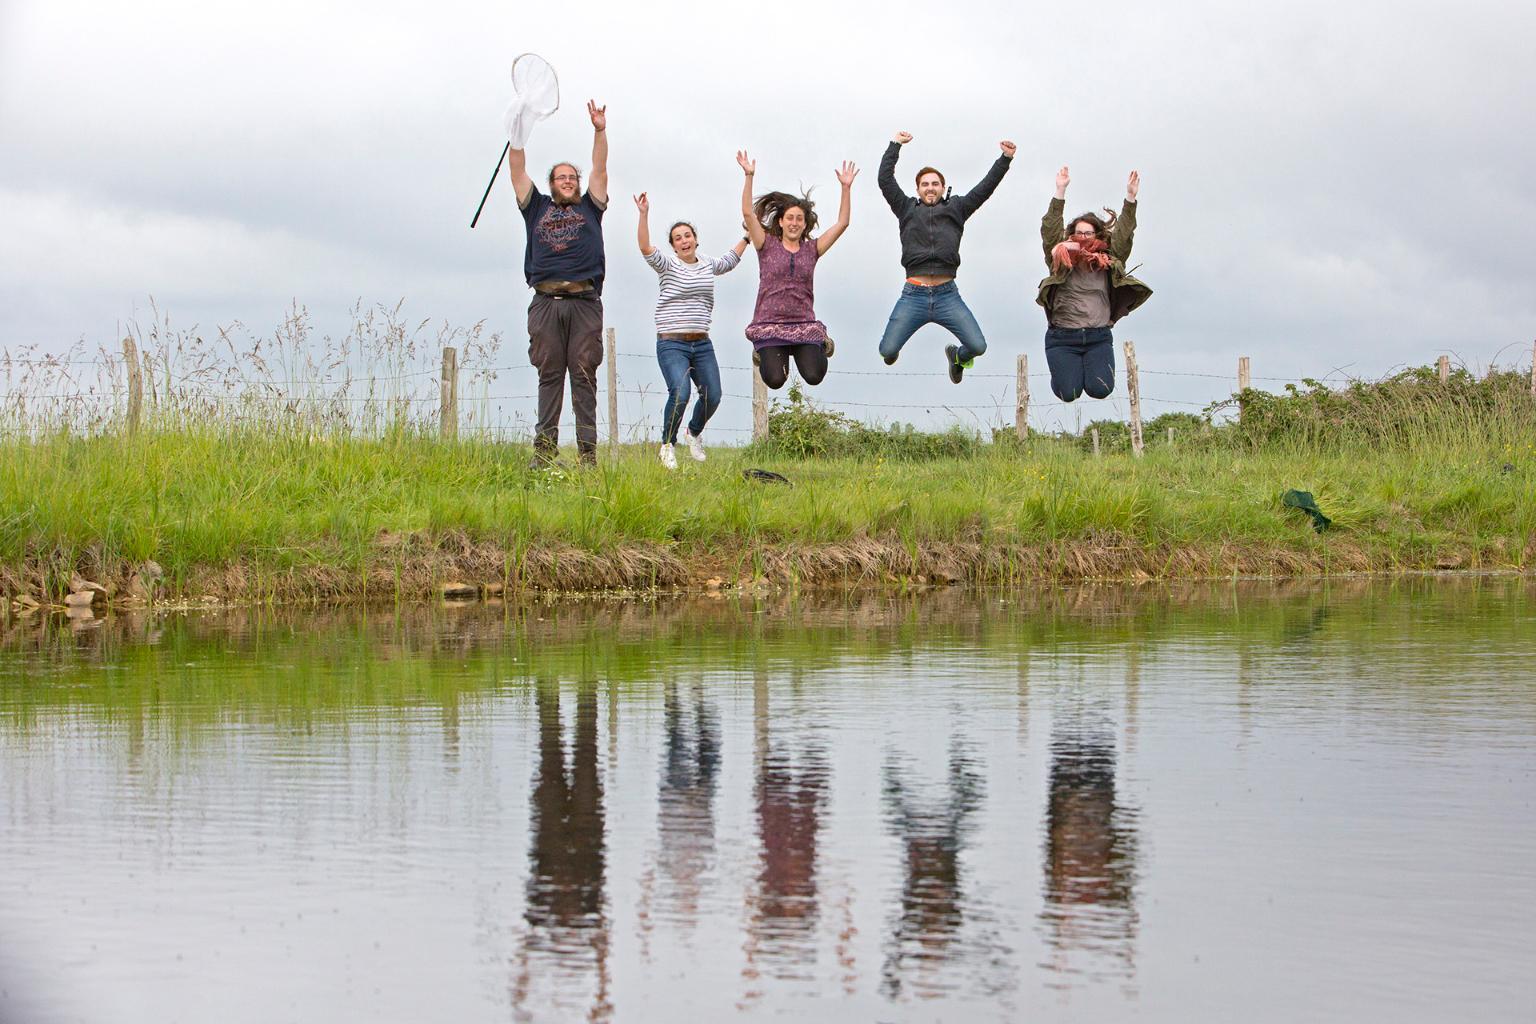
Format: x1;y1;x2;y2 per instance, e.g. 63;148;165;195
736;150;858;389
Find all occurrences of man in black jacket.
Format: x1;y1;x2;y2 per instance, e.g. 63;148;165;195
876;131;1014;382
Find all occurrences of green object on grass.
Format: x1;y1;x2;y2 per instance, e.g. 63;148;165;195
1282;489;1331;533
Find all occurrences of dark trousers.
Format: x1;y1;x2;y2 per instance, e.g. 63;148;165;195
1044;325;1115;402
528;293;604;458
758;344;828;390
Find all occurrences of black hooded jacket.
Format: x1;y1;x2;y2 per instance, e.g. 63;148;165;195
878;140;1011;278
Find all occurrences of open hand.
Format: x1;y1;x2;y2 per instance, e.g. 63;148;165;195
1126;170;1140;201
1000;140;1016;158
736;150;755;175
633;192;648;214
893;131;912;144
587;100;606;131
1056;165;1070;192
835;160;859;187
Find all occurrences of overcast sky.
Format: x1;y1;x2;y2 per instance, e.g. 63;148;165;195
3;0;1533;437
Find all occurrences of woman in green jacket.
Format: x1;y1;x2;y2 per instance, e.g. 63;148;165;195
1036;166;1152;402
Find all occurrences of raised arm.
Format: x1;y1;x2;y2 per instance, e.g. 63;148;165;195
711;239;748;275
1041;165;1068;265
816;161;859;256
738;151;765;250
507;144;535;208
953;140;1015;219
587;100;608;206
878;133;911;214
634;193;654;256
1110;170;1140;263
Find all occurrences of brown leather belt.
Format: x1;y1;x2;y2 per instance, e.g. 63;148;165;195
658;331;709;341
533;280;596;296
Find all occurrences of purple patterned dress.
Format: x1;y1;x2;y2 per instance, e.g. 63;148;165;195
744;235;828;349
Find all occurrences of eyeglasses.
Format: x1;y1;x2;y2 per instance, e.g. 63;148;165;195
552;174;580;183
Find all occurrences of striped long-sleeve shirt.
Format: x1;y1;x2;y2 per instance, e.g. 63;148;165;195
643;247;742;333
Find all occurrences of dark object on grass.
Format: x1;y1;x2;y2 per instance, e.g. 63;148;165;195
743;468;792;486
1282;489;1331;533
1501;462;1515;475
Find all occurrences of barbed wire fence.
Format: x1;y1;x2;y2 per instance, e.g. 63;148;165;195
4;316;1534;457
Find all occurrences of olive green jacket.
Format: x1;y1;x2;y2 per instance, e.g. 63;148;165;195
1036;196;1152;326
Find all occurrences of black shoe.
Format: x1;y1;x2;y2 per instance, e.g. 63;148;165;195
883;353;898;366
945;344;963;384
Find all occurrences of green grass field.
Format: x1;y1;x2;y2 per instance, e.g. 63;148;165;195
4;363;1534;602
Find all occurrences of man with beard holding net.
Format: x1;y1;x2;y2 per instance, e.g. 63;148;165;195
507;100;610;467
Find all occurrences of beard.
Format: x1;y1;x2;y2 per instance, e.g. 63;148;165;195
552;186;582;206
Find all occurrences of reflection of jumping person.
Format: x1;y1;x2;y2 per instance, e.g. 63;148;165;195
634;193;745;470
1037;166;1152;402
876;131;1015;383
507;100;610;467
737;150;858;390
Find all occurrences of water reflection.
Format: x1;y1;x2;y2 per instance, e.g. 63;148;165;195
742;665;830;994
513;681;611;1022
2;578;1535;1022
1039;708;1140;981
654;679;721;929
880;745;984;999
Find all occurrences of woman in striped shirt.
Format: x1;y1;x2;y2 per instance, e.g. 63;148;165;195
635;192;746;469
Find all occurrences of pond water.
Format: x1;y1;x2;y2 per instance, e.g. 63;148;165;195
2;578;1534;1023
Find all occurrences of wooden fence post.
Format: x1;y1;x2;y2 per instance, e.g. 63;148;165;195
1167;426;1174;447
1237;355;1251;424
752;371;768;442
439;346;458;440
1124;339;1144;457
605;328;618;447
1437;354;1450;384
1091;427;1100;457
1015;353;1029;441
122;337;142;436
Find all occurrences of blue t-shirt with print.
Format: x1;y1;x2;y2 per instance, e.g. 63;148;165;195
519;186;607;295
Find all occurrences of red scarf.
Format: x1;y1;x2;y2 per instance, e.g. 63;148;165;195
1051;236;1111;273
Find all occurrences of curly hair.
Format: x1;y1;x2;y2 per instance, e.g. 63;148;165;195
1068;208;1118;242
751;190;818;238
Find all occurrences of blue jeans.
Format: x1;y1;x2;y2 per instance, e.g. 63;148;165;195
1044;326;1115;402
877;281;988;363
656;336;723;443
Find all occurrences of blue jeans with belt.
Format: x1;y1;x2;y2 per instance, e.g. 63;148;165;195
877;281;989;363
1044;325;1115;402
656;336;723;444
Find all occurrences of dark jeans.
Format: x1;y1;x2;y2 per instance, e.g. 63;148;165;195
758;344;827;390
877;281;988;363
528;293;604;458
656;336;723;443
1045;325;1115;402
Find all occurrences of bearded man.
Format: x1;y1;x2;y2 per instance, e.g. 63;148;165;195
507;99;609;466
875;131;1014;383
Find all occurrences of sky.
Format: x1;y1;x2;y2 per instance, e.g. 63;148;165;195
3;0;1534;438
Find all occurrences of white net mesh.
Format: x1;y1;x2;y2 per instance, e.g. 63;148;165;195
503;54;559;148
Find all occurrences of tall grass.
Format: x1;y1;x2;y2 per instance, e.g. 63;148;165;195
3;313;1534;600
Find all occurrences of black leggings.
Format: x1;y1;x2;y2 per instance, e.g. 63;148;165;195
1044;326;1115;402
758;343;828;389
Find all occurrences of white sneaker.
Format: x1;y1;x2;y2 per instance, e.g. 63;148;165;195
682;428;707;462
658;443;678;470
